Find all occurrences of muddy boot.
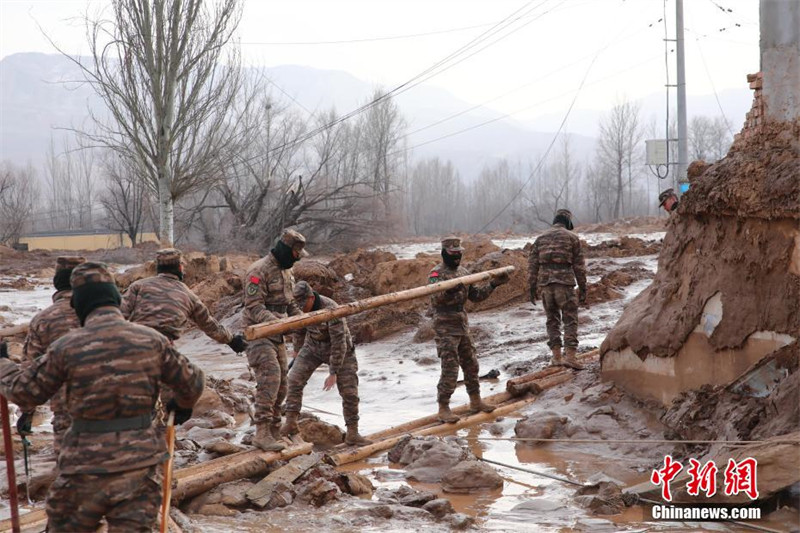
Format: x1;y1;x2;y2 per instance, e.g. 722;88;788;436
270;421;282;440
252;423;286;452
345;425;373;446
562;347;584;370
550;345;564;366
468;393;496;414
280;412;299;437
437;402;460;424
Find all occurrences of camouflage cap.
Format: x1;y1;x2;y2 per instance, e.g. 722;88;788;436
293;280;314;302
156;248;182;266
441;236;464;253
555;208;573;220
658;188;676;207
281;229;310;257
70;261;115;288
55;256;86;273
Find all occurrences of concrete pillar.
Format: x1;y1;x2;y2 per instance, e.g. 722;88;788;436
760;0;800;121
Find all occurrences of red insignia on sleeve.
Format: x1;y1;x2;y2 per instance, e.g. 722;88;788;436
249;275;261;284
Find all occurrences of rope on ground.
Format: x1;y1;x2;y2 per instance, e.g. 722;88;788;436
302;405;344;418
465;437;800;447
479;457;785;533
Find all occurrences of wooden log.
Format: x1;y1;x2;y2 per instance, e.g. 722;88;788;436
245;266;516;341
330;395;540;466
0;506;46;533
0;323;29;338
506;349;599;396
171;442;313;503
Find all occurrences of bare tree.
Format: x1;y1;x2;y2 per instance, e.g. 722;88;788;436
690;115;732;162
0;162;40;244
99;154;154;245
408;157;464;235
44;135;98;231
64;0;245;245
360;88;407;226
597;99;643;219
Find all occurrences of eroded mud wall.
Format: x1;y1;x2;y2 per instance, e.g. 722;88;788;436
601;109;799;404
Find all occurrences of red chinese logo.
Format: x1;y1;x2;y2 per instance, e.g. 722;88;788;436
650;456;759;502
723;457;759;500
651;455;684;502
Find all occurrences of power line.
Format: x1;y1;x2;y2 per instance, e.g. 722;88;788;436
693;35;735;137
236;0;558;168
241;22;499;46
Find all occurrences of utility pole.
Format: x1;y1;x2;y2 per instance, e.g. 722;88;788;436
676;0;688;195
760;0;800;122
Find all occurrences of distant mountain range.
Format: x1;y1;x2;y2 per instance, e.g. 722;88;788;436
1;52;752;182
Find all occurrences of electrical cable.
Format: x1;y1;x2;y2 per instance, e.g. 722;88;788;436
694;35;738;138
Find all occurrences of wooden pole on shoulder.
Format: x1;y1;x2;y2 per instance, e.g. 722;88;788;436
244;266;515;341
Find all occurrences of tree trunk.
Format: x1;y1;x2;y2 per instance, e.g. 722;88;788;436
158;176;174;246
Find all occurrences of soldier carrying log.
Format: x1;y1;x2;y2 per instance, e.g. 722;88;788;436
0;262;204;532
428;237;510;423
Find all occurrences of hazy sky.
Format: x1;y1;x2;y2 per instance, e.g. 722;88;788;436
1;0;760;120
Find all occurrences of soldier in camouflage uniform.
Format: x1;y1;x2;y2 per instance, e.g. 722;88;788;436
121;248;247;353
0;262;204;533
18;256;85;453
528;209;587;369
428;237;509;423
280;281;371;446
242;229;308;451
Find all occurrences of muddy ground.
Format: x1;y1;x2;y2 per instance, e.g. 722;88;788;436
0;219;796;532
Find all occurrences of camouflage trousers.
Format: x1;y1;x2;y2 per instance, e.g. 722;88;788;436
541;284;579;348
285;341;360;425
247;338;288;425
435;332;480;402
46;465;160;533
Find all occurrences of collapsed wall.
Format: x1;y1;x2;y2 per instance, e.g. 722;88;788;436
600;86;800;406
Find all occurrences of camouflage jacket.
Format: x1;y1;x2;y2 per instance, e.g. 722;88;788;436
294;295;352;375
0;307;204;475
121;273;232;343
242;254;301;342
23;290;80;360
528;224;587;291
428;263;495;334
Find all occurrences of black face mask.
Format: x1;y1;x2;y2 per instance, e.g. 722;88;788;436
442;250;462;268
53;270;72;292
271;241;298;270
553;214;574;230
70;282;122;326
157;263;184;281
312;292;321;312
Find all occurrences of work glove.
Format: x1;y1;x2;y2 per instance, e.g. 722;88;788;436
16;411;33;435
529;287;537;305
0;341;7;359
228;333;248;355
165;399;193;425
578;287;587;305
490;273;510;288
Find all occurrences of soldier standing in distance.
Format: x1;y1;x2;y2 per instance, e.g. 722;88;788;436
428;237;510;423
121;248;247;353
242;229;308;451
18;256;85;453
280;281;372;446
0;262;205;533
528;209;587;370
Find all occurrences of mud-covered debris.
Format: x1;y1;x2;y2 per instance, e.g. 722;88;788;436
194;503;238;517
298;413;344;447
514;412;573;443
183;426;236;449
396;436;470;483
342;472;374;497
298;478;340;507
387;434;413;463
247;453;323;508
448;512;476;529
376;485;437;507
573;481;630;515
204;440;245;456
422;498;455;518
441;460;503;493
